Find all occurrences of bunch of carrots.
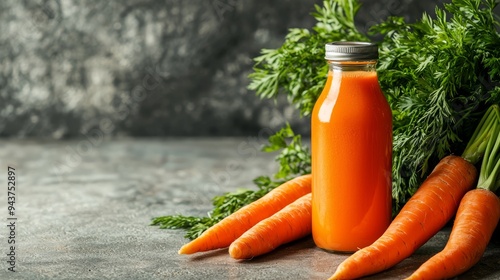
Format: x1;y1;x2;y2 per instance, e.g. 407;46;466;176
177;105;500;279
177;174;313;259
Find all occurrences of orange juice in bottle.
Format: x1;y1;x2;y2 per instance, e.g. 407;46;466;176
311;42;392;252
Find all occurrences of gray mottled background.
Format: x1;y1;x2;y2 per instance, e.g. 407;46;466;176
1;0;445;138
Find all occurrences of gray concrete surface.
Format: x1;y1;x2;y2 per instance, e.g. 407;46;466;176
0;138;499;279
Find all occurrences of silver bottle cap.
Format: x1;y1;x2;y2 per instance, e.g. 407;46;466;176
325;41;378;61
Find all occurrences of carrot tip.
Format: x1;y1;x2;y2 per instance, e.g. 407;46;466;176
178;244;191;255
228;244;242;259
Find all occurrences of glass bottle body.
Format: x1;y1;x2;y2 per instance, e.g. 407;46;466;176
311;61;392;252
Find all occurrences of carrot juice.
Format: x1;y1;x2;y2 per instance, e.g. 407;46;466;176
311;42;392;252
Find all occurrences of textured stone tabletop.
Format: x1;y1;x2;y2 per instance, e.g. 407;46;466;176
0;139;499;279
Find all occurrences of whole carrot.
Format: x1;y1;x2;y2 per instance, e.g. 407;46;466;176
408;109;500;279
406;189;500;280
178;174;311;254
229;193;312;259
329;155;477;280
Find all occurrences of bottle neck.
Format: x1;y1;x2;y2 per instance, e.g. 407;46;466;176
328;60;377;72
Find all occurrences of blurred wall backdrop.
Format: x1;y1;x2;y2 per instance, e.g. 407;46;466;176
0;0;444;138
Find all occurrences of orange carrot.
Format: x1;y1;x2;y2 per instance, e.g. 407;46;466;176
407;106;500;279
229;193;312;259
406;189;500;279
178;174;312;254
329;155;477;280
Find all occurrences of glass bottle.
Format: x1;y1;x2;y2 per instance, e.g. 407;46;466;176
311;42;392;252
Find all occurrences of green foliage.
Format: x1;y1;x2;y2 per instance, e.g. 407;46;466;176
262;123;311;178
373;0;500;208
248;0;368;116
471;105;500;192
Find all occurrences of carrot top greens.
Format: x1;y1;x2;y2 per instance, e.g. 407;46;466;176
462;104;500;192
153;0;500;239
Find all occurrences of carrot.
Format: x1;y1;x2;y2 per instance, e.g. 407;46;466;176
406;189;500;280
178;174;312;254
329;155;477;280
407;109;500;279
229;193;312;259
